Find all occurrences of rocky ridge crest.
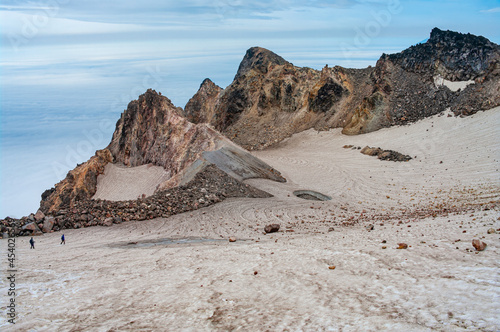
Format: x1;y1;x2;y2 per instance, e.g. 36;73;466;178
183;28;500;147
33;89;284;223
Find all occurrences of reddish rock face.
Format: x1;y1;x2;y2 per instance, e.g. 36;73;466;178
107;89;224;177
40;149;113;214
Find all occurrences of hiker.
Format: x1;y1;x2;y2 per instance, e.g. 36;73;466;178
61;234;65;245
29;237;35;249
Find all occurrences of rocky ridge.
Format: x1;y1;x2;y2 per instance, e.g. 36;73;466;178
2;28;499;236
386;28;499;81
183;28;500;148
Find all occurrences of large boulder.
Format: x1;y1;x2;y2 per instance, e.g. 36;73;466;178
264;224;280;234
42;217;56;233
22;222;42;234
34;210;45;222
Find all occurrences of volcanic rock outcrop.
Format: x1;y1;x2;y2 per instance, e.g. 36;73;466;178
3;27;499;236
40;149;113;214
39;89;285;217
183;28;500;148
184;78;223;124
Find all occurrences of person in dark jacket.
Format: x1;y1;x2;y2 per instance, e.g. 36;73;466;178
61;234;65;245
29;237;35;249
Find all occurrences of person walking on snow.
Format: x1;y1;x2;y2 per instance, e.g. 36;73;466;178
29;237;35;249
61;234;65;245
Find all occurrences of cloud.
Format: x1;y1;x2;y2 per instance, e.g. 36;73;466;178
1;0;360;25
480;7;500;13
0;10;153;37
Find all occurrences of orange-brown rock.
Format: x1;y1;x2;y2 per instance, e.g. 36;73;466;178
40;149;113;214
397;243;408;249
184;78;223;124
183;47;368;150
472;239;487;251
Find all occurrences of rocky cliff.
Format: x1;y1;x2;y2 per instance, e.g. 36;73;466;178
40;149;113;214
37;89;284;219
183;28;500;148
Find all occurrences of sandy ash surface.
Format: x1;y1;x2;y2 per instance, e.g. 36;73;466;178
1;108;499;331
93;163;171;201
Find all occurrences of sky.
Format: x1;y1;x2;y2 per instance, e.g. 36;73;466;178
1;0;499;218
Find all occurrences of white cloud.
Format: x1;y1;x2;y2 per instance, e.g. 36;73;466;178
480;7;500;13
0;10;152;37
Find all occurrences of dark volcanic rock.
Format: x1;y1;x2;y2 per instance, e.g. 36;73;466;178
3;162;274;235
49;164;270;232
385;28;500;81
360;146;412;162
264;224;280;234
309;77;345;113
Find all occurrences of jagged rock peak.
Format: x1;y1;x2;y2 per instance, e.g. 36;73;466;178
384;27;500;81
107;88;219;170
198;78;222;93
428;27;497;48
184;78;223;124
200;78;217;87
235;46;290;80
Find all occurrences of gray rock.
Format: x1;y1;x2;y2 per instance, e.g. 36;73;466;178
22;222;41;233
